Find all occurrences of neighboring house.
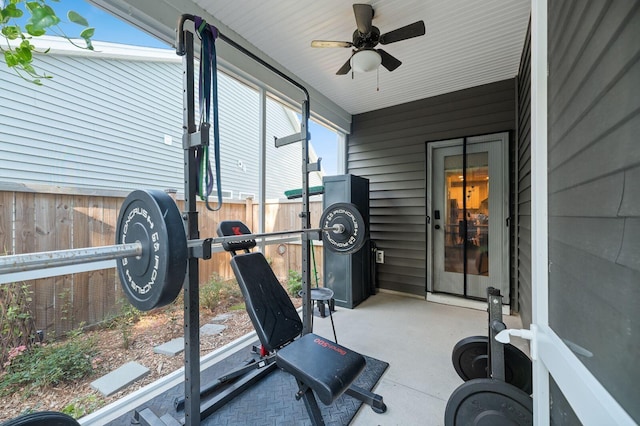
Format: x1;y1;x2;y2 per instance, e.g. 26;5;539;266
0;36;322;200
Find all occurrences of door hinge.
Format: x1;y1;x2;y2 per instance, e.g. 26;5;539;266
496;324;537;360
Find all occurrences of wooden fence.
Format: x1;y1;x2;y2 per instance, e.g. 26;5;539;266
0;191;323;337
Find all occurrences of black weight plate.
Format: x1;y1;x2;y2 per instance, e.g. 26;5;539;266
452;336;489;380
320;202;367;254
116;190;187;311
445;379;533;426
452;336;532;395
0;411;80;425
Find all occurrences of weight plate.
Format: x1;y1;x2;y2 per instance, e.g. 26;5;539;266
320;203;367;254
452;335;532;395
1;411;80;426
116;190;187;311
445;378;533;426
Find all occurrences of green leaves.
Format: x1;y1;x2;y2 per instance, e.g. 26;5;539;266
26;3;60;33
3;50;18;67
67;10;88;27
1;3;24;23
1;25;21;39
0;1;95;84
80;27;94;50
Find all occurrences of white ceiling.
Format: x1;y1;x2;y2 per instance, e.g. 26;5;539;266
191;0;530;116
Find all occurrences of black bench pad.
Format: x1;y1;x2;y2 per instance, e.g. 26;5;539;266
276;333;366;406
230;252;303;352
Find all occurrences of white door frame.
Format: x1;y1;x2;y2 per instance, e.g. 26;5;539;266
515;1;636;424
426;133;509;300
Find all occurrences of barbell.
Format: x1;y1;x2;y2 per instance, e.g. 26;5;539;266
0;189;366;311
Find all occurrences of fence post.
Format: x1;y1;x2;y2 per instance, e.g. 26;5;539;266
245;196;254;230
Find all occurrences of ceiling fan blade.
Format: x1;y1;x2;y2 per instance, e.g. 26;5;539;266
353;4;374;34
377;49;402;72
380;20;426;44
311;40;353;48
336;56;353;75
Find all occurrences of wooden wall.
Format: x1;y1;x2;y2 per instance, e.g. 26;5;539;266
0;191;322;336
249;200;325;285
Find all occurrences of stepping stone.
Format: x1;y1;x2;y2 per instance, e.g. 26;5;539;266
200;323;226;336
90;361;149;396
153;337;184;356
210;313;233;323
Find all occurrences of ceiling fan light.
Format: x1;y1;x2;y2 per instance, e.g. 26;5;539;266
351;50;382;73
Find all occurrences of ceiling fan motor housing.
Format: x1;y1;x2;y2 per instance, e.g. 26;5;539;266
353;26;380;49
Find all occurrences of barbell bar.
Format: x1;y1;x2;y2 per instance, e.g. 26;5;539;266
207;223;346;245
0;243;142;275
0;190;366;311
0;225;346;275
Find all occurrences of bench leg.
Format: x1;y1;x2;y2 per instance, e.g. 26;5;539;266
296;380;325;426
345;384;387;414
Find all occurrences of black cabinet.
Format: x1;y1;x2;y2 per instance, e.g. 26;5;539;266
323;174;371;308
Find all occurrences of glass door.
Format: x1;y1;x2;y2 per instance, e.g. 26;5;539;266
428;133;508;300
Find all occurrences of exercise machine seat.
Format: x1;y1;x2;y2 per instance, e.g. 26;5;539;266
230;251;366;406
219;220;386;423
276;333;365;405
231;252;302;352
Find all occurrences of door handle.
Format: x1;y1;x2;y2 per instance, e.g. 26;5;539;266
496;326;537;360
434;224;441;230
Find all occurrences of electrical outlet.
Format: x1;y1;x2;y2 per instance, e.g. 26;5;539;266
376;250;385;264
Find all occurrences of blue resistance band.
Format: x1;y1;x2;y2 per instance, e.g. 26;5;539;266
195;17;222;211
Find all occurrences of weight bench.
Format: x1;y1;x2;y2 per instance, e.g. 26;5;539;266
218;221;386;425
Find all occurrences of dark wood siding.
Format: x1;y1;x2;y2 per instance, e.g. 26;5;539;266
516;20;532;327
348;80;516;295
548;1;640;423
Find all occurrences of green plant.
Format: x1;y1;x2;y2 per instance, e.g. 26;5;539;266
120;323;132;350
0;281;36;369
0;327;97;397
286;270;302;297
200;274;242;312
1;0;94;84
111;298;141;349
229;302;246;311
57;287;74;327
115;298;141;324
61;393;102;418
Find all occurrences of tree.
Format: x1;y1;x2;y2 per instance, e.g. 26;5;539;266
1;0;93;84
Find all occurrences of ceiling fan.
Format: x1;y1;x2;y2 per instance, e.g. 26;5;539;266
311;3;426;75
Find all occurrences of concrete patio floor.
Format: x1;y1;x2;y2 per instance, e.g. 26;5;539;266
81;291;525;425
311;291;526;426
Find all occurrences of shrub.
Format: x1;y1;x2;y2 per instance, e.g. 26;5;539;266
200;275;242;312
0;328;97;397
0;282;37;369
286;270;302;297
108;298;142;350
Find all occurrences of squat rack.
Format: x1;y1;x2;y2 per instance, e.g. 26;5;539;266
174;14;317;425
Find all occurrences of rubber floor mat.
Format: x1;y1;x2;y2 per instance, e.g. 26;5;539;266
105;341;388;426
